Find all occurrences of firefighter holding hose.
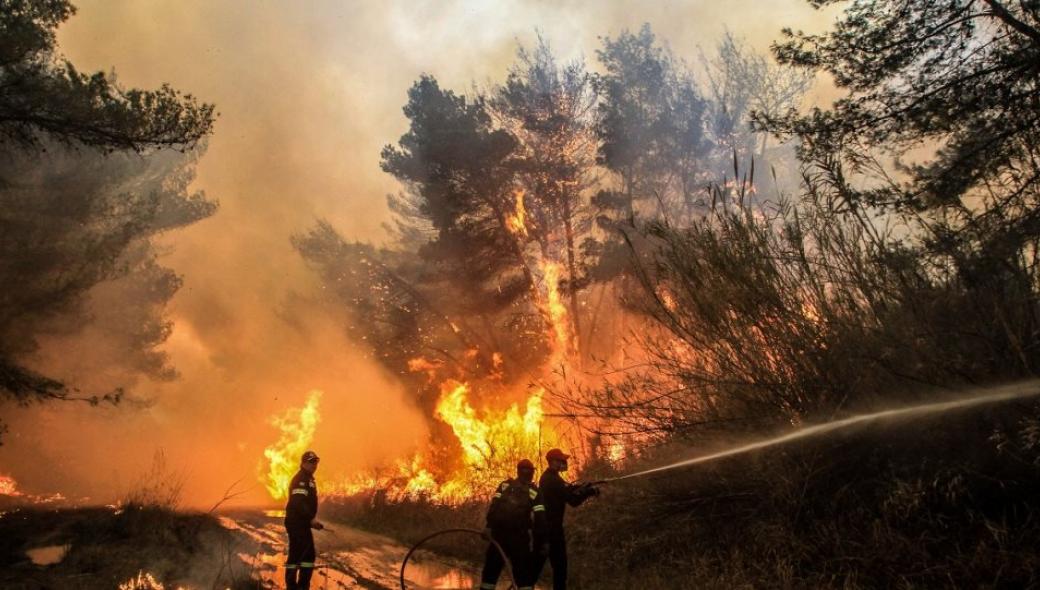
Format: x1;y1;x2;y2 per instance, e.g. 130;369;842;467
531;448;599;590
480;459;546;590
285;450;324;590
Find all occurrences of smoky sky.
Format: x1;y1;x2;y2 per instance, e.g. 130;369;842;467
0;0;837;506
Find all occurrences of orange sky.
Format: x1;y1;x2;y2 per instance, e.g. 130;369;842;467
0;0;839;507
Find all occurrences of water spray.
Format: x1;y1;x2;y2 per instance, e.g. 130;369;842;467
593;380;1040;485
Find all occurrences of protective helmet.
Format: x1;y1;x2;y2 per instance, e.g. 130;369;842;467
517;459;535;471
301;450;320;464
545;448;570;462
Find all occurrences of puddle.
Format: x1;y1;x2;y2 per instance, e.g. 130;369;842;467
27;544;70;566
403;559;477;589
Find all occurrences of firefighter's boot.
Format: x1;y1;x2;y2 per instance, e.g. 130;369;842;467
284;565;299;590
298;564;315;590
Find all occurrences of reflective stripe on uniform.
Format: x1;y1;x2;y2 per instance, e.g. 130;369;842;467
519;586;534;590
528;488;538;499
532;504;545;512
285;564;298;569
481;584;496;590
300;561;315;568
493;493;502;498
291;488;309;496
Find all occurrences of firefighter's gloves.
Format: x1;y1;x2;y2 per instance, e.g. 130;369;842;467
579;483;601;498
310;520;325;530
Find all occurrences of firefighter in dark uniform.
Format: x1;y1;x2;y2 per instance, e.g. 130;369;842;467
284;450;324;590
479;459;546;590
531;448;598;590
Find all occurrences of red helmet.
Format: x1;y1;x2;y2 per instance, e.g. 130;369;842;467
545;448;570;462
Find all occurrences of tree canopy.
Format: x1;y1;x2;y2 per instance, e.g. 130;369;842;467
764;0;1040;220
0;0;217;420
0;0;215;152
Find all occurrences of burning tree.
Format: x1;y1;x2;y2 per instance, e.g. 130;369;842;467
289;27;813;503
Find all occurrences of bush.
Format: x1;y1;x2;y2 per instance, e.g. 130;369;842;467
567;399;1040;589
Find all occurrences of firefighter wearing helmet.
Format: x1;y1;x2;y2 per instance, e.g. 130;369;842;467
531;448;599;590
284;450;324;590
479;459;547;590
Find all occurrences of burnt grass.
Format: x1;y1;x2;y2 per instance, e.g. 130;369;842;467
329;398;1040;589
0;504;257;590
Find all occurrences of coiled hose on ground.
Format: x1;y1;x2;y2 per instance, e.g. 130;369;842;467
398;528;516;590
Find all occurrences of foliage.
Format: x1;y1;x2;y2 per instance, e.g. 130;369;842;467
0;144;215;409
562;170;1040;439
763;0;1040;234
701;30;811;183
0;0;217;430
592;23;712;265
381;75;528;318
0;0;215;152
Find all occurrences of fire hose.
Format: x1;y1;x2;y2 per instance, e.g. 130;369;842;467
399;528;518;590
396;484;608;590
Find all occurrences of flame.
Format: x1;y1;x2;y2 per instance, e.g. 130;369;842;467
118;572;185;590
330;381;553;504
505;190;528;237
262;391;322;501
657;287;678;313
539;260;576;359
407;356;444;383
435;380;543;472
0;474;21;497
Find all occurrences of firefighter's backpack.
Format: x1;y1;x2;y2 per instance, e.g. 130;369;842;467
488;479;532;528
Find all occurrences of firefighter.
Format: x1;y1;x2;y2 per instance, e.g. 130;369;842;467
284;450;324;590
531;448;598;590
479;459;546;590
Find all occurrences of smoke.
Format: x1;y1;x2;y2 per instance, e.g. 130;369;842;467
0;0;836;506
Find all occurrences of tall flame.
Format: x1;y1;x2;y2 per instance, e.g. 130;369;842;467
539;260;576;359
505;190;528;237
262;391;322;501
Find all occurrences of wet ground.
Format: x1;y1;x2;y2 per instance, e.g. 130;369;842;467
221;509;484;589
